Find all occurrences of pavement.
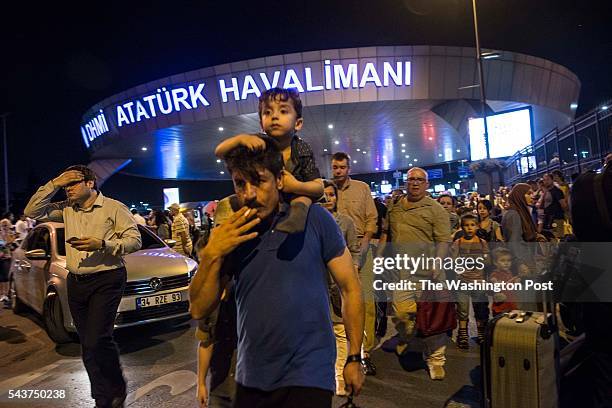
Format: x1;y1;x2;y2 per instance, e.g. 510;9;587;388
0;302;483;408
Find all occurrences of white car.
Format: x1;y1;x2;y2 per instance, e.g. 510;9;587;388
8;222;198;343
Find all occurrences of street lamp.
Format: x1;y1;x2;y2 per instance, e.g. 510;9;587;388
471;0;491;160
1;113;10;213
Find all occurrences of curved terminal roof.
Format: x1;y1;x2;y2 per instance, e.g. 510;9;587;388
80;45;580;180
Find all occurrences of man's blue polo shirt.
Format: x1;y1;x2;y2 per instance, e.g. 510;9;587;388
225;204;346;392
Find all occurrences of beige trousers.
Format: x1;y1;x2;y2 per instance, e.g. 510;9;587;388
360;246;377;353
392;276;447;367
333;323;348;395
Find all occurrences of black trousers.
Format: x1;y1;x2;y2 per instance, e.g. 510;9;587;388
67;268;127;406
234;384;332;408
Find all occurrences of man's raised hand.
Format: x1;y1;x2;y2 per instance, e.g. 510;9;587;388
202;207;260;259
52;170;84;188
237;134;266;151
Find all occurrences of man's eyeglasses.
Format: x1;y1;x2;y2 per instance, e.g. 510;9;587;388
407;177;427;185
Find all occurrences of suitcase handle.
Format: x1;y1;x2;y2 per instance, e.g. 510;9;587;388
514;311;532;323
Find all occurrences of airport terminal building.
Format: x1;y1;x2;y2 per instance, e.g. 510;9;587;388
79;45;581;188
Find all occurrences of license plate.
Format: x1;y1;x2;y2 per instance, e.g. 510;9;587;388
136;292;182;308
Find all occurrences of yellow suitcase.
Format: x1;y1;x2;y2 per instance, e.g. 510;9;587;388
482;310;560;408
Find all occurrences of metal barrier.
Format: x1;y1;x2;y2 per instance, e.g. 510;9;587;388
505;107;612;183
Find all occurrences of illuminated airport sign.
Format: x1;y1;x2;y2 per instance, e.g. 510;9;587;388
80;60;412;148
81;110;110;148
218;61;411;102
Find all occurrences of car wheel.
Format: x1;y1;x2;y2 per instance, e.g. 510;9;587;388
43;291;74;344
9;274;26;314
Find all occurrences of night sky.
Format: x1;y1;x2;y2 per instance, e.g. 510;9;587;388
1;0;610;209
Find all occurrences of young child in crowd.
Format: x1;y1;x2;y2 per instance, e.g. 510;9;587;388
215;87;323;233
476;199;504;242
451;214;490;349
489;247;520;316
455;205;475;219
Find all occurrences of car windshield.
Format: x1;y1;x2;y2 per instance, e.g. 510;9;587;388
56;225;165;255
138;225;166;249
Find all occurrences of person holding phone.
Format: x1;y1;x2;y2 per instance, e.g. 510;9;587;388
24;165;141;408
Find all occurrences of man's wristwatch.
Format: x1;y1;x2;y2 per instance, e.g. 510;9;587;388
344;354;362;367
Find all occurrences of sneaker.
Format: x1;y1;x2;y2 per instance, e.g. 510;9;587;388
361;356;377;376
95;390;126;408
381;335;400;352
456;327;469;350
0;295;8;303
336;388;348;397
428;365;445;381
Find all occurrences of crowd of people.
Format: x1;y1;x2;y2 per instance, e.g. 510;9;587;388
129;205;214;261
0;212;36;304
8;85;611;408
186;87;611;407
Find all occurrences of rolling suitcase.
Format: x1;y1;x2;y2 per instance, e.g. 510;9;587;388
482;307;560;408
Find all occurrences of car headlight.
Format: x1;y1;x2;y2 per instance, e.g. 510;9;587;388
186;259;198;278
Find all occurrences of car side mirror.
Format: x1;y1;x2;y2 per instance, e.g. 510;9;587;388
25;249;50;260
164;239;177;248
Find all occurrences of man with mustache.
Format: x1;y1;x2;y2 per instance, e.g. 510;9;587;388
190;136;364;407
24;164;141;407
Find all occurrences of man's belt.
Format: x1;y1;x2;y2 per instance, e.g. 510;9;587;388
68;267;125;282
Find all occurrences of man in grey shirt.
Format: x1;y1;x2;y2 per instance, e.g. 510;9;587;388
25;165;141;408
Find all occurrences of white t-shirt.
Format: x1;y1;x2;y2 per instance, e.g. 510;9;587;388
15;220;29;240
26;217;36;229
133;213;147;226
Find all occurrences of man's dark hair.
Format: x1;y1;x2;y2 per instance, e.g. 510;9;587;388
131;209;138;215
571;165;612;241
551;169;565;181
258;87;303;119
460;213;478;226
224;135;284;183
331;152;351;165
64;165;98;191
